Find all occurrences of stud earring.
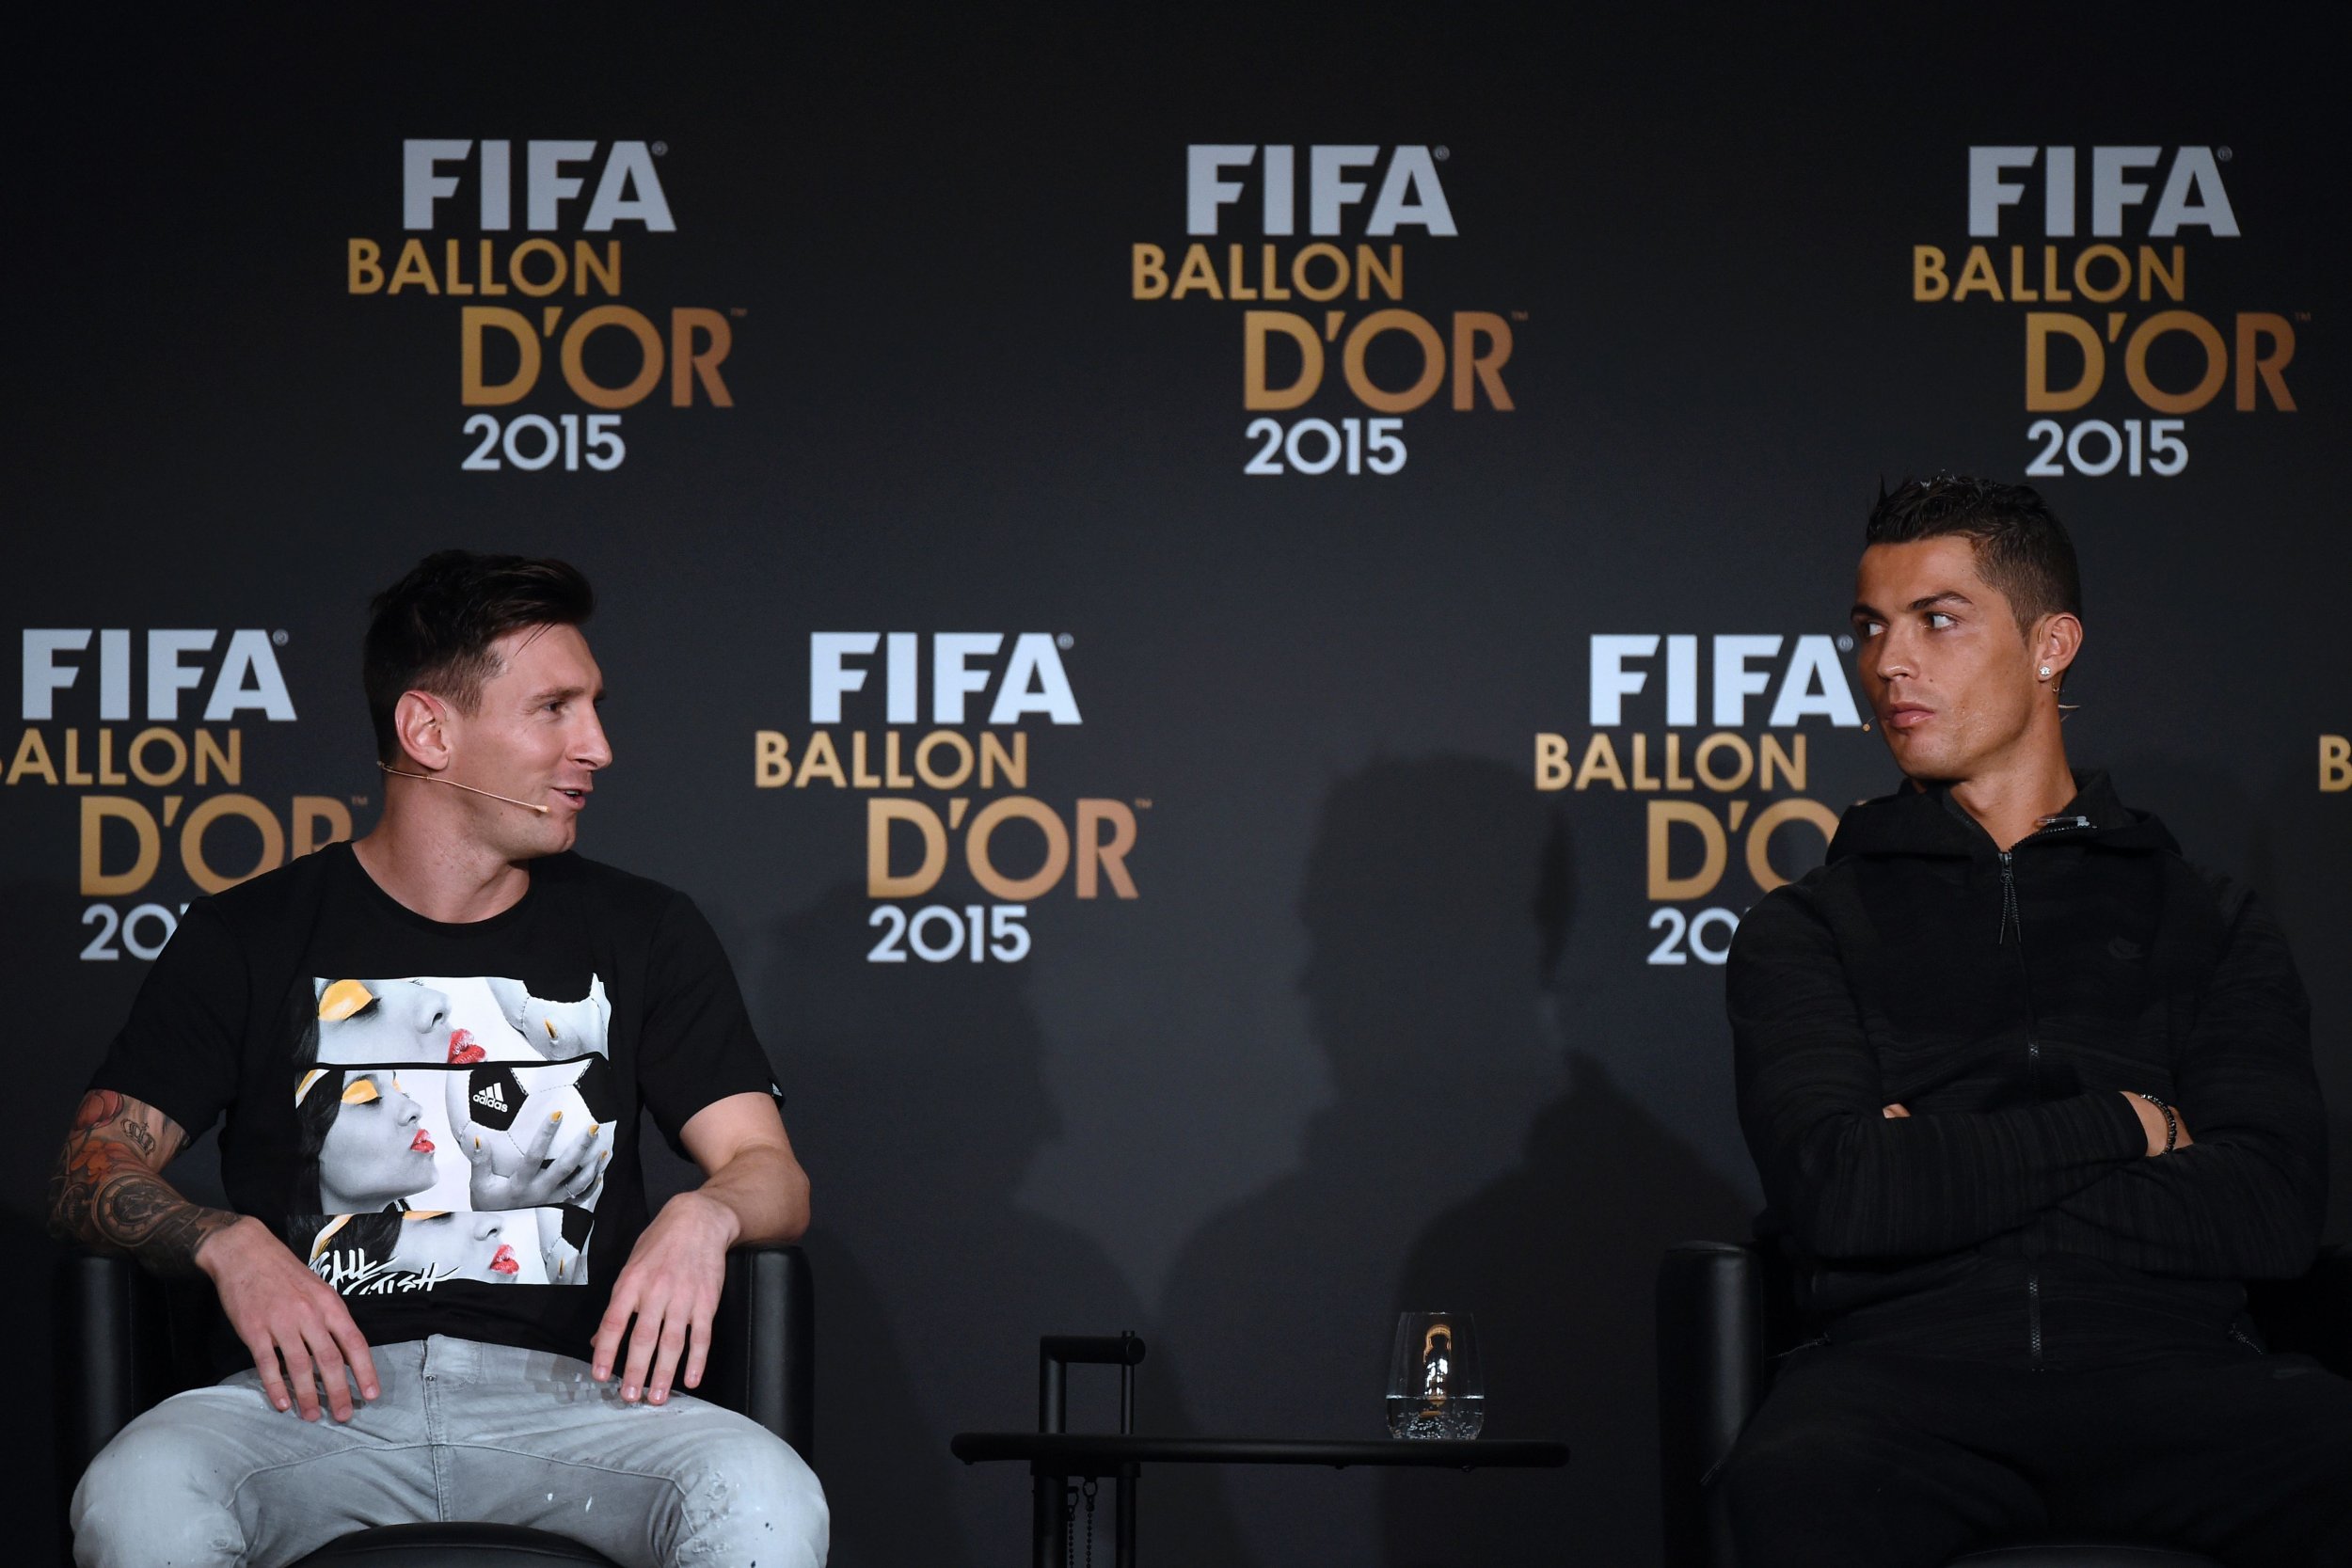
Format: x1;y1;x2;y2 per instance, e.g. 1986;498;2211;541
2038;666;2052;678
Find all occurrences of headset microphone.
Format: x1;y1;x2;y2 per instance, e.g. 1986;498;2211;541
376;762;551;815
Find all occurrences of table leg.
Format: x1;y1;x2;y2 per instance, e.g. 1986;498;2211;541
1116;1467;1136;1568
1033;1475;1059;1568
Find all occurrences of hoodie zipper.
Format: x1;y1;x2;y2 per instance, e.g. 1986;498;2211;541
2003;847;2045;1363
1999;850;2041;1087
1997;850;2021;943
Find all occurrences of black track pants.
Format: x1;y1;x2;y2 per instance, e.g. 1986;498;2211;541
1717;1344;2352;1567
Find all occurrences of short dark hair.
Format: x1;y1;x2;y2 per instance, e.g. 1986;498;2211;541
1864;476;2082;636
364;552;594;761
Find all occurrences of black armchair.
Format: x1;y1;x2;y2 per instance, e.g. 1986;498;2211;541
57;1244;815;1567
1656;1241;2352;1568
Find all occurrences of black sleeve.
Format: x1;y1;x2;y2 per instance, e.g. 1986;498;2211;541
85;899;249;1144
2037;881;2326;1279
636;893;779;1155
1729;883;2146;1262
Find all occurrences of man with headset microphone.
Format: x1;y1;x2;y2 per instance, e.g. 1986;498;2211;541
50;551;828;1567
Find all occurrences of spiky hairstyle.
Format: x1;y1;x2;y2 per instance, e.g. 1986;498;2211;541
1865;476;2082;636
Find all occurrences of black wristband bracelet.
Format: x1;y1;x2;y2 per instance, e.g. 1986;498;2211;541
2130;1091;2178;1153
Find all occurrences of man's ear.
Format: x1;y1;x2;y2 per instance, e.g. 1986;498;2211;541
2035;612;2084;685
391;689;455;770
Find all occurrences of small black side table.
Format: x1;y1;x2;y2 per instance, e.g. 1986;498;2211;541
950;1432;1570;1565
957;1331;1569;1567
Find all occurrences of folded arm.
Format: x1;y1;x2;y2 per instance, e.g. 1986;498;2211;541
2039;884;2325;1278
1730;889;2145;1261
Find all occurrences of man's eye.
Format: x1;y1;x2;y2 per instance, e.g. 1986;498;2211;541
1857;622;1884;640
1926;612;1956;630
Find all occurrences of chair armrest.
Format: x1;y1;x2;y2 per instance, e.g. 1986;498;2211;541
1657;1241;1768;1568
2248;1245;2352;1379
55;1251;171;1485
707;1243;815;1465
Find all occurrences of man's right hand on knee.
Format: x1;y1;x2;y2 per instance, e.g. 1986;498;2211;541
199;1215;381;1422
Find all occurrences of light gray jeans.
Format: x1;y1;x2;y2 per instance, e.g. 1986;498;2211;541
70;1334;828;1568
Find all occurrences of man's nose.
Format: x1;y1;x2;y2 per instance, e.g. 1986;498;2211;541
576;711;612;770
1869;629;1915;682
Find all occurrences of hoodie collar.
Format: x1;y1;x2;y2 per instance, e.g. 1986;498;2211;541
1825;768;2179;863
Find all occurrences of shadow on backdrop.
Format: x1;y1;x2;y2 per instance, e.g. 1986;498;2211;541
1159;754;1713;1567
1380;1042;1752;1568
755;882;1247;1568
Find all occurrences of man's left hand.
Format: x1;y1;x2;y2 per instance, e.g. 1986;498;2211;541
591;1190;739;1403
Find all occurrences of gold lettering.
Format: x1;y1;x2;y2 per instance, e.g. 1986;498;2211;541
1743;799;1840;893
1759;734;1806;792
966;797;1071;903
1076;800;1138;898
915;730;974;790
1575;734;1626;791
868;799;946;896
979;731;1027;790
2123;310;2228;415
180;793;285;895
1224;244;1257;301
388;238;438;294
2026;313;2104;412
348;238;385;294
1292;243;1348;302
128;727;187;787
1951;245;2001;301
194;729;241;785
1132;244;1168;300
7;728;57;785
81;797;159;895
1647;801;1725;901
1171;244;1221;299
1342;309;1445;414
755;730;790;787
1244;311;1323;411
293;797;355;857
1694;732;1754;792
2235;314;2296;412
795;731;846;788
2074;245;2131;304
1534;733;1571;791
1452;313;1514;411
1913;245;1949;302
1631;733;1661;790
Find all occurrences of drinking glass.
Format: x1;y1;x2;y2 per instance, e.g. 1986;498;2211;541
1387;1311;1484;1438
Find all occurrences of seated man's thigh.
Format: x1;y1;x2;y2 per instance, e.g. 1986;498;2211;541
72;1345;436;1568
440;1343;826;1568
2058;1353;2352;1567
1717;1347;2047;1568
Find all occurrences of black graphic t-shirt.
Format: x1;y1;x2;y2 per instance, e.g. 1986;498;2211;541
91;843;775;1367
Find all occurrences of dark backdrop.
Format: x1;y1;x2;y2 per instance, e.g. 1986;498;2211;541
7;8;2343;1565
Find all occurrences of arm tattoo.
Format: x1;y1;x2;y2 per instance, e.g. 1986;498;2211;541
47;1091;237;1277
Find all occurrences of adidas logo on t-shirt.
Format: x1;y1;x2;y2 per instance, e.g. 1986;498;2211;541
473;1083;510;1113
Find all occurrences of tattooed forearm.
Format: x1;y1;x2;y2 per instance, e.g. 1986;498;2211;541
47;1090;233;1276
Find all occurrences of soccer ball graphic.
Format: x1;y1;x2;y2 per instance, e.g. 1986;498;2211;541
449;1058;617;1211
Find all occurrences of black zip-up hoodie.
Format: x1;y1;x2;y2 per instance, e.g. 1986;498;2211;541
1728;769;2325;1369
